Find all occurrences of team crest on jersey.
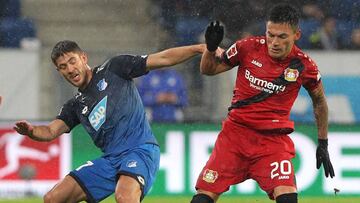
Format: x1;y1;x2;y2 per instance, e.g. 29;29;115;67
202;169;218;183
97;79;108;91
226;43;237;59
284;68;299;82
89;96;107;131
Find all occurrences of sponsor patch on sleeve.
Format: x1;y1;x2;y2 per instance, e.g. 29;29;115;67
226;43;238;59
317;71;321;81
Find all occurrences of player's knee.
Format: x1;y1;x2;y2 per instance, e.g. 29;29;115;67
43;190;59;203
276;192;298;203
190;193;214;203
43;192;51;203
115;193;140;203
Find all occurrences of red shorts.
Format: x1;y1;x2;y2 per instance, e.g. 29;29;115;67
195;118;296;199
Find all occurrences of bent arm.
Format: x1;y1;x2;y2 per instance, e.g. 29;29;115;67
14;119;70;142
146;44;205;71
200;48;232;75
307;83;328;140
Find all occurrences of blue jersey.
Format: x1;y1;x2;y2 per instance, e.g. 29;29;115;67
57;55;158;155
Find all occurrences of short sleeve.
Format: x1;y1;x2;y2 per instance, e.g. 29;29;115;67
222;42;241;67
302;60;322;91
222;38;253;67
108;55;148;79
56;99;80;131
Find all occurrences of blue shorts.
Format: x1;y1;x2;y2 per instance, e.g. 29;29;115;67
69;143;160;203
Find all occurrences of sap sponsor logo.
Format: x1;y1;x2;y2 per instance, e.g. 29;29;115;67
251;59;263;68
245;69;285;93
97;79;108;91
89;96;107;131
127;160;137;168
226;43;237;59
202;169;218;183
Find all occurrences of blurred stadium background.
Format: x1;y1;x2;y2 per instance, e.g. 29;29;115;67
0;0;360;202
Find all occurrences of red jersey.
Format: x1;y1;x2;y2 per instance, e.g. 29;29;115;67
223;36;321;133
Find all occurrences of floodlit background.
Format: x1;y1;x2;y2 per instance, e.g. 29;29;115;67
0;0;360;202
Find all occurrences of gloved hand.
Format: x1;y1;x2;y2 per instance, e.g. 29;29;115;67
316;139;335;178
205;21;224;52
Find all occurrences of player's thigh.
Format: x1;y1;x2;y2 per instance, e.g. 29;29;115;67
70;158;118;202
115;175;142;202
44;175;86;203
195;129;249;194
273;185;297;199
115;144;160;201
250;151;296;199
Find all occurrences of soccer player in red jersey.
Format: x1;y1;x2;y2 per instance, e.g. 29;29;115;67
191;4;334;203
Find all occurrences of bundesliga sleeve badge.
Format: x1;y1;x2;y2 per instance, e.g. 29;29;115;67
284;68;299;82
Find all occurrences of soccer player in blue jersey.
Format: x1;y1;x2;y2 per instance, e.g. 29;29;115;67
14;40;205;203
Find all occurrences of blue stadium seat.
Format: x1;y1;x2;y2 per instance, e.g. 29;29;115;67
297;19;321;49
175;17;208;46
0;18;36;47
336;20;356;48
0;0;21;18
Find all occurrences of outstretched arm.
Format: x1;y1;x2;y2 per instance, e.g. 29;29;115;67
200;21;232;75
307;83;335;178
14;119;70;142
146;44;205;71
200;48;232;75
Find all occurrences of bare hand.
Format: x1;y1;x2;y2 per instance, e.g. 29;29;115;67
14;120;34;136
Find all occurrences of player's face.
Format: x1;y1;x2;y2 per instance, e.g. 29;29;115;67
55;51;91;89
266;21;301;60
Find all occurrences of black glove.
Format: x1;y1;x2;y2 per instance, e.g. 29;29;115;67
316;139;335;178
205;21;224;52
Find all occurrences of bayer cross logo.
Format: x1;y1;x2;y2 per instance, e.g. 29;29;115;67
284;68;299;82
202;169;218;183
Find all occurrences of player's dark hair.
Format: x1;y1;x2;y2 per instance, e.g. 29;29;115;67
51;40;83;65
267;3;300;30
